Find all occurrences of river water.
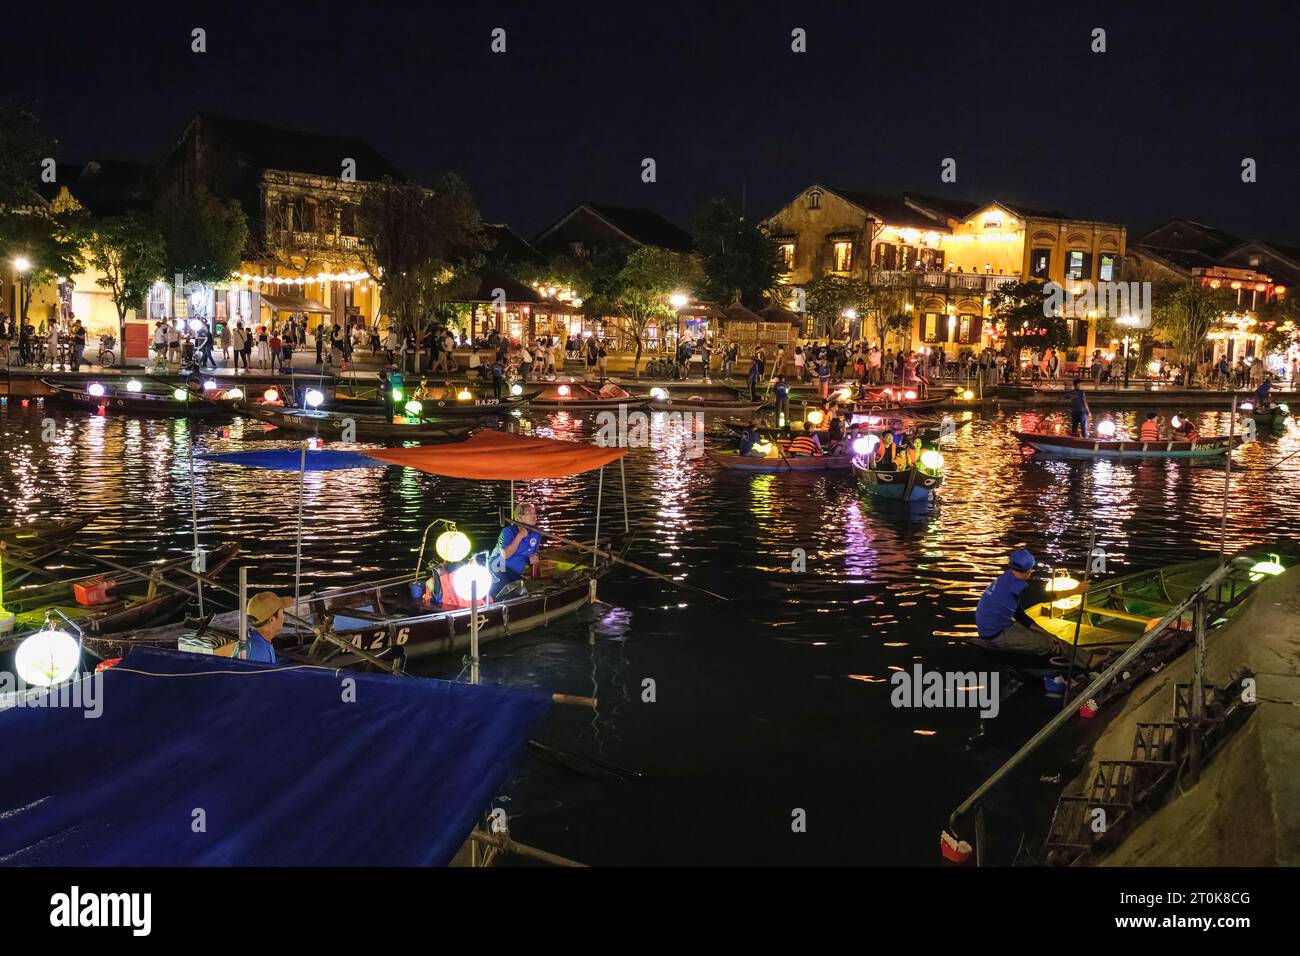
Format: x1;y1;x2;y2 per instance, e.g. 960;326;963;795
1;397;1296;865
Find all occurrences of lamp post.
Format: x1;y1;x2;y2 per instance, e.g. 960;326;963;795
13;256;32;325
669;292;689;353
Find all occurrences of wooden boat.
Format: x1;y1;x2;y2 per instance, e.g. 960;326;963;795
0;517;92;558
41;379;240;416
328;387;534;417
237;401;478;442
851;458;944;501
1242;402;1289;425
977;550;1289;655
705;448;854;472
1014;431;1242;459
2;544;238;636
529;381;646;411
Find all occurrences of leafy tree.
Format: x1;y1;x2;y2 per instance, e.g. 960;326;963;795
358;174;486;367
0;101;53;209
1157;283;1230;382
990;279;1070;379
0;189;86;323
802;274;871;340
692;199;781;307
82;214;166;365
600;246;699;377
154;186;248;316
1255;295;1300;358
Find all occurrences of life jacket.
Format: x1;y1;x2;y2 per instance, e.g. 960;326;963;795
876;440;898;466
1139;420;1160;441
423;566;493;610
788;435;821;456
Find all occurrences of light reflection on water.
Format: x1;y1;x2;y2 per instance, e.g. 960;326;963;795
0;401;1296;864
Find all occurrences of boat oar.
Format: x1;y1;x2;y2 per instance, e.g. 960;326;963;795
515;522;730;601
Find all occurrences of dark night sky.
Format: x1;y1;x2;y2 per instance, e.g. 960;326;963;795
6;1;1299;242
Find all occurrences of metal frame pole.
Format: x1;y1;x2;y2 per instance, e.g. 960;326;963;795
1218;395;1236;564
619;456;629;534
237;565;249;660
470;580;480;685
593;465;604;558
188;422;204;617
1190;596;1206;782
294;441;306;618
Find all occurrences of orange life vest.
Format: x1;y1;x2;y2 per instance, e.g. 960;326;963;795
1139;420;1160;441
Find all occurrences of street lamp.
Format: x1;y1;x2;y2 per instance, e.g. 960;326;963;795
12;257;33;325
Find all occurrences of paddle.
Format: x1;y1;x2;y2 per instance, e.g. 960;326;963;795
515;521;730;601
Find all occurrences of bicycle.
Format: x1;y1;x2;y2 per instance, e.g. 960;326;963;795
96;334;115;368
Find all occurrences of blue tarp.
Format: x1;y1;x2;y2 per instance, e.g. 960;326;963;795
0;647;551;865
198;449;386;471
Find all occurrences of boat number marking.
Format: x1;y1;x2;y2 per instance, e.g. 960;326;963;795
350;626;411;650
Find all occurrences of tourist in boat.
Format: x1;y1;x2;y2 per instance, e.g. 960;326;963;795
1066;379;1091;437
738;422;763;456
826;414;846;454
975;550;1091;666
490;504;543;596
788;433;823;456
1172;413;1199;442
1138;413;1162;442
1254;377;1273;410
227;591;294;663
875;430;902;470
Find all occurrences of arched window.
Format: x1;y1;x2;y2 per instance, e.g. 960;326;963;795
807;188;822;210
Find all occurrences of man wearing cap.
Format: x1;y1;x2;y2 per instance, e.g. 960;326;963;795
489;504;543;597
232;592;294;663
975;549;1089;666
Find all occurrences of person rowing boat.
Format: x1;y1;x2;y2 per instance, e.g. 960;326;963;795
489;503;543;597
224;591;294;663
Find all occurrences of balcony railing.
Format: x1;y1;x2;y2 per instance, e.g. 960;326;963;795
873;270;1018;293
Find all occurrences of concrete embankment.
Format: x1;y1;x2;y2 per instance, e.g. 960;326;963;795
1083;565;1300;866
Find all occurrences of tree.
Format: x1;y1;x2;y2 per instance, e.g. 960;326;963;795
0;188;86;324
692;199;782;307
358;174;486;368
802;274;871;340
1254;295;1300;359
1157;283;1230;383
154;186;248;318
990;279;1070;379
600;246;698;377
0;101;53;210
83;214;166;366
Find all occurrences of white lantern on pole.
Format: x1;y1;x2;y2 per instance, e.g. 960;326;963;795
15;629;81;686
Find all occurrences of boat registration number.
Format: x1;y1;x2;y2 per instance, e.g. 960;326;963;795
350;627;411;650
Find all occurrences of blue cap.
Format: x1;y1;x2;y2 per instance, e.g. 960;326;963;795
1009;549;1036;571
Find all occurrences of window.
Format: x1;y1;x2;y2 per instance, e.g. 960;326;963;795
294;197;317;232
779;243;795;272
833;241;853;272
873;242;898;271
920;248;945;271
922;313;948;342
901;245;917;269
1069;318;1090;347
1098;253;1117;282
340;204;357;236
807;189;822;210
1065;250;1092;281
1030;249;1051;278
958;315;971;343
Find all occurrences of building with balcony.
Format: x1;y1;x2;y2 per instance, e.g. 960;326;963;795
155;111;406;336
764;185;1126;356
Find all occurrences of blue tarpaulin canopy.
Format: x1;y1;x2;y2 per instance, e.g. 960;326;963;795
0;647;550;865
198;449;387;471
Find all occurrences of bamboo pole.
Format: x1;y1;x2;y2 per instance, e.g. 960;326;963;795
1219;395;1236;563
469;580;480;685
1062;523;1097;708
467;829;586;867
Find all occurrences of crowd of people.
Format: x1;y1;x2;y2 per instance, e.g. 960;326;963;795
0;312;91;370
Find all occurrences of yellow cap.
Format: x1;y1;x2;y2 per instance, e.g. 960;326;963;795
247;592;294;627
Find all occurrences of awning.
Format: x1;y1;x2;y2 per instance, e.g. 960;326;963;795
0;647;550;865
259;292;334;314
365;429;627;480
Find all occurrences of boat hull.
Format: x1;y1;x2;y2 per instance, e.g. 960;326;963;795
1014;431;1240;458
237;402;477;441
852;459;944;500
42;381;237;416
705;449;853;472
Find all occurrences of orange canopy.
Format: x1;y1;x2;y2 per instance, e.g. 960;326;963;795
363;430;627;480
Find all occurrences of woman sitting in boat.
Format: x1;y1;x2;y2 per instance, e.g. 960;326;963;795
874;431;918;471
1138;413;1163;442
1172;413;1199;442
489;503;543;597
787;433;823;456
826;414;846;454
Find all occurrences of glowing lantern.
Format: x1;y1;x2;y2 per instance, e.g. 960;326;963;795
87;383;105;397
15;629;80;687
1096;420;1117;438
126;380;142;393
392;388;404;402
920;449;945;471
557;385;571;397
435;529;472;563
837;386;853;401
1249;554;1285;581
304;389;324;408
226;388;243;400
806;409;825;426
1240;401;1254;412
650;387;668;400
202;379;217;391
962;390;974;400
263;388;279;402
904;390;917;400
172;388;187;401
452;561;493;602
1230;281;1242;290
852;434;880;456
1046;571;1080;592
1053;595;1083;611
752;440;773;456
457;388;472;401
404;400;423;416
510;383;523;396
1280;403;1291;415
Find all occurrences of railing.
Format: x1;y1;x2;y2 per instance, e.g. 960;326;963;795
873;270;1019;293
945;555;1254;864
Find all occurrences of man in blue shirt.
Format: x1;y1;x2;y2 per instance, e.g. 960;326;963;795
1066;379;1090;437
975;549;1090;666
773;376;789;426
1254;376;1272;410
231;591;293;663
490;504;543;596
